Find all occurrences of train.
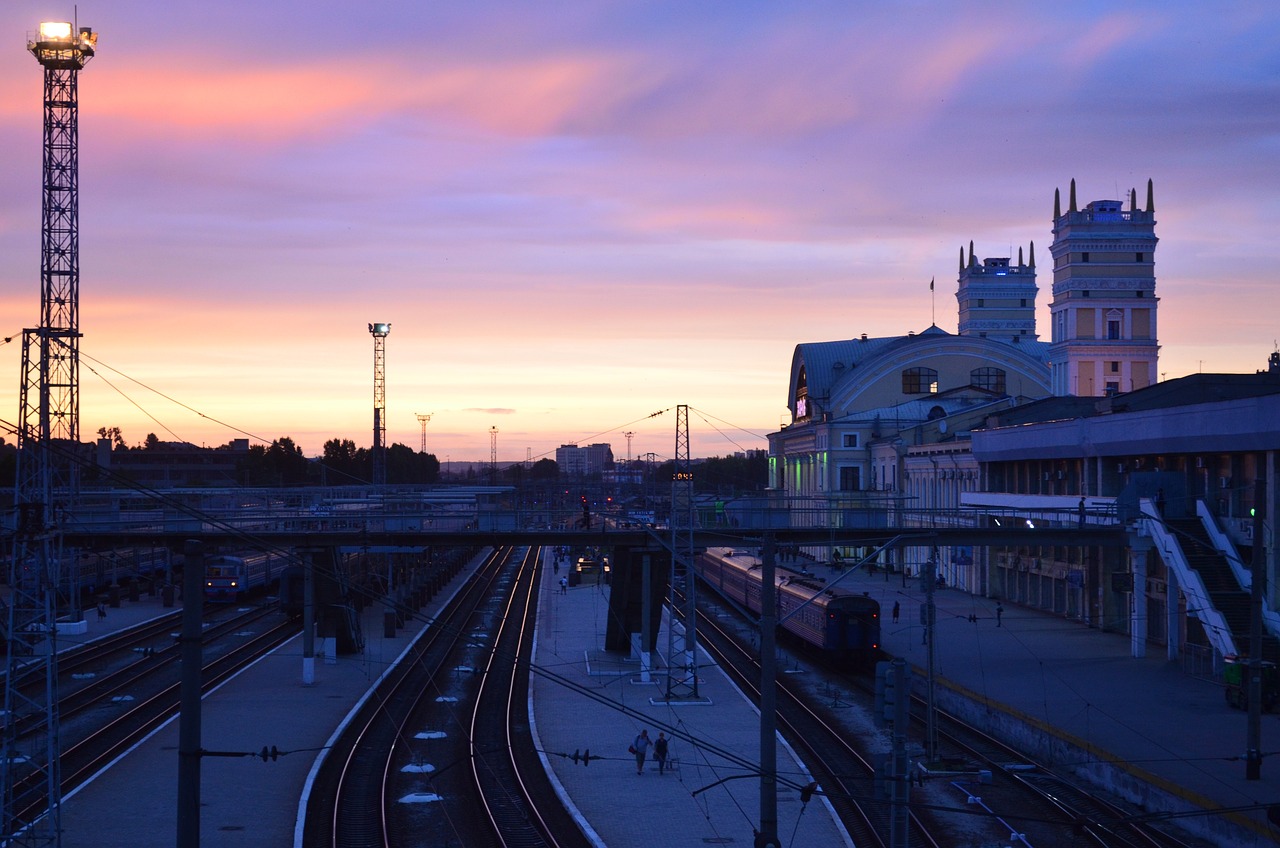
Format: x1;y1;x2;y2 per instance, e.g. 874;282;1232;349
204;552;290;602
695;547;881;666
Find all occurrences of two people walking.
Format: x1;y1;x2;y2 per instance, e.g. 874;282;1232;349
630;729;670;775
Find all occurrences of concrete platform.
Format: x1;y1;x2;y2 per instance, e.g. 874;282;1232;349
529;554;853;848
55;561;485;848
828;563;1280;847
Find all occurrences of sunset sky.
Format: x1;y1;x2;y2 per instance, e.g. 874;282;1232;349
1;3;1276;464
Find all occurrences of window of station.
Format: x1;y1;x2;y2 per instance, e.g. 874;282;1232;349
839;466;861;491
902;367;939;394
1107;319;1121;340
842;433;859;448
1082;252;1090;262
971;367;1007;393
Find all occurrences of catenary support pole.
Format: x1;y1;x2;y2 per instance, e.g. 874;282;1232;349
302;548;316;686
757;535;779;848
177;539;205;848
1247;477;1266;780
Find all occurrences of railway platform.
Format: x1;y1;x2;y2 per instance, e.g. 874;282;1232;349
839;563;1280;847
528;553;853;848
54;556;488;848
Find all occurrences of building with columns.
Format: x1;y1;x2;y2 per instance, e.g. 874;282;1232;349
1048;179;1160;396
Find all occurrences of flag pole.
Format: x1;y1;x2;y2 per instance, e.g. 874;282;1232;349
930;277;935;326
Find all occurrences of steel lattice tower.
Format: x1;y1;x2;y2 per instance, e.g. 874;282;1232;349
489;426;499;483
3;21;98;848
416;412;432;454
369;323;389;485
666;404;700;699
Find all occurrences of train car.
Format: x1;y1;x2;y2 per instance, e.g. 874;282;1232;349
205;555;249;602
696;547;881;666
204;552;286;602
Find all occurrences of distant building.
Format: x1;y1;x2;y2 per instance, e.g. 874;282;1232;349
95;438;250;488
555;443;614;477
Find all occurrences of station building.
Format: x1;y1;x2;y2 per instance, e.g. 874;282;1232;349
766;180;1280;664
769;179;1159;503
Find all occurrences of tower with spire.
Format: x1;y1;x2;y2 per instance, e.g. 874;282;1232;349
1047;179;1159;396
955;239;1039;343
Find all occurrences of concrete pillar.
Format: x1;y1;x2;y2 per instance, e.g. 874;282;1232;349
1130;539;1150;659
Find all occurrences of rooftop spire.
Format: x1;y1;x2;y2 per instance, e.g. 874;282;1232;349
1054;187;1061;219
1146;178;1155;213
958;246;964;273
1029;241;1035;268
1069;178;1077;213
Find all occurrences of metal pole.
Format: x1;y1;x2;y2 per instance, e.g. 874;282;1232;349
302;549;316;686
757;535;779;848
640;553;651;684
1247;477;1266;780
177;539;205;848
925;548;938;763
890;658;910;848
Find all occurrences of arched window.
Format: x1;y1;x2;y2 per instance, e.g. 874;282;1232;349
902;367;938;394
970;367;1006;393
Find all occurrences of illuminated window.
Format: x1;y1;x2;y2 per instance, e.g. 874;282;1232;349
902;367;938;394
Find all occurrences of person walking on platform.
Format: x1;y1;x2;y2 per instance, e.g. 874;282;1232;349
559;576;568;595
996;603;1004;627
892;601;900;624
631;729;651;774
653;732;669;774
96;602;107;621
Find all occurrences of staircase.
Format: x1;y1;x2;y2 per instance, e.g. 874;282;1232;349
1166;516;1279;665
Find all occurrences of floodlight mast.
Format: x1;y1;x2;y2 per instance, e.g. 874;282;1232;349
2;22;98;848
369;323;390;485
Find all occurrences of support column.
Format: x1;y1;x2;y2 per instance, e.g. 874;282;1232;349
1130;536;1150;659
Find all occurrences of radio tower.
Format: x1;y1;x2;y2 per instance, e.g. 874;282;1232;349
369;323;390;485
415;412;432;454
3;20;98;848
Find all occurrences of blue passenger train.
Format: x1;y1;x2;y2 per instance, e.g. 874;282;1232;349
696;547;881;666
204;553;285;602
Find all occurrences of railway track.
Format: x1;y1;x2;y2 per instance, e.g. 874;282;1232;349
692;596;942;848
308;546;591;848
7;602;298;832
694;583;1214;848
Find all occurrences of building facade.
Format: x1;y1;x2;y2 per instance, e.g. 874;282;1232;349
1048;180;1160;396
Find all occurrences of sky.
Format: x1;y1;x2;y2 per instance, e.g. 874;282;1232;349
0;3;1277;465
